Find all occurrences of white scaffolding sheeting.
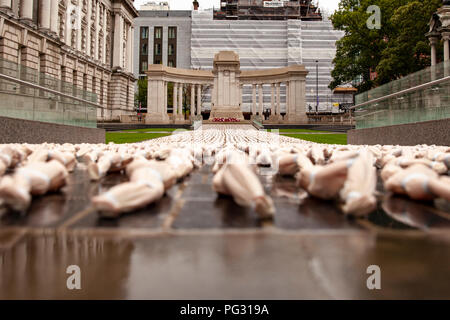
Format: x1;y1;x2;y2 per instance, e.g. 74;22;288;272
191;10;349;113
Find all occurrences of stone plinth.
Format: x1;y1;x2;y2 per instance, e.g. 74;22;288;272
267;114;282;123
145;113;170;124
173;114;187;124
209;51;244;120
209;106;245;121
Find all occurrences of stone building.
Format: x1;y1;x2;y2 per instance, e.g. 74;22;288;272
0;0;138;120
133;9;192;77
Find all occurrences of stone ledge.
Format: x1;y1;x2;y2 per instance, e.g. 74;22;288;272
347;118;450;146
0;116;105;144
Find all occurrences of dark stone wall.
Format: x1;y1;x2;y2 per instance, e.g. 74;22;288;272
348;118;450;146
0;116;105;144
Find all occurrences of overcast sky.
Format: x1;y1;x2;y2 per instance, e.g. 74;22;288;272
133;0;340;13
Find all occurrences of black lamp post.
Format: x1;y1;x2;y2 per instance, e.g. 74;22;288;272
315;60;319;114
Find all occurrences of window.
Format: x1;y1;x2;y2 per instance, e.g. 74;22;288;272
141;43;148;55
168;44;174;56
141;61;148;73
141;27;149;39
168;60;174;67
155;27;162;39
155;60;161;64
155;43;161;55
168;27;177;39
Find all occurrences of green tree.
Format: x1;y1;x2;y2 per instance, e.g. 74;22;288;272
330;0;442;92
135;77;147;110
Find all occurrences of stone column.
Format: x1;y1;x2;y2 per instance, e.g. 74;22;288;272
127;24;133;72
173;83;178;115
218;71;224;106
113;13;124;68
276;83;280;116
429;37;438;66
197;84;201;116
178;83;183;116
270;83;275;116
190;84;195;119
39;0;51;30
130;27;134;72
50;0;59;34
239;84;243;108
285;81;290;120
444;33;450;62
165;81;168;115
258;84;263;116
252;84;256;115
19;0;33;21
212;76;218;107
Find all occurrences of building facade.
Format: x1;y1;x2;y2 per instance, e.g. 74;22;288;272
133;10;192;78
0;0;138;121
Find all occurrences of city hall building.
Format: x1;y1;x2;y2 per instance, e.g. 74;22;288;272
134;1;350;115
0;0;138;120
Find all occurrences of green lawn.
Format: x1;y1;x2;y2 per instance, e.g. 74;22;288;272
268;128;329;133
282;133;347;145
120;128;188;132
106;132;171;144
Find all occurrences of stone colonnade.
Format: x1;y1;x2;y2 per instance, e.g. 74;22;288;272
146;53;308;124
146;64;212;124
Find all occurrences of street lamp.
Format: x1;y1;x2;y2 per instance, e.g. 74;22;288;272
315;60;319;114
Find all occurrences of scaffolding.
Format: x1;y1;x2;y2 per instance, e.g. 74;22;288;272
213;0;322;21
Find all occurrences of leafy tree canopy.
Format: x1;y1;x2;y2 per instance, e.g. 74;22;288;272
330;0;442;92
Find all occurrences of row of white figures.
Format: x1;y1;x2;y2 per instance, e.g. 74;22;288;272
0;127;449;219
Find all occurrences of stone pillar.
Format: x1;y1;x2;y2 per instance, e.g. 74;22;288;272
130;27;134;72
212;76;218;107
113;13;123;68
39;0;51;30
429;37;438;66
239;84;243;108
258;84;263;116
173;83;178;115
50;0;59;34
218;71;224;106
285;81;290;121
276;83;280;116
19;0;33;21
252;84;256;115
178;83;183;115
145;79;169;124
269;83;280;123
270;83;275;115
127;24;133;72
197;84;201;116
190;84;195;119
444;33;450;61
164;81;167;115
174;83;184;123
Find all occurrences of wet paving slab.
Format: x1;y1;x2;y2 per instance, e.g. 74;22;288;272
1;231;449;299
0;163;450;299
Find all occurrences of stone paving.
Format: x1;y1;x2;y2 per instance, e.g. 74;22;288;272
0;125;449;299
